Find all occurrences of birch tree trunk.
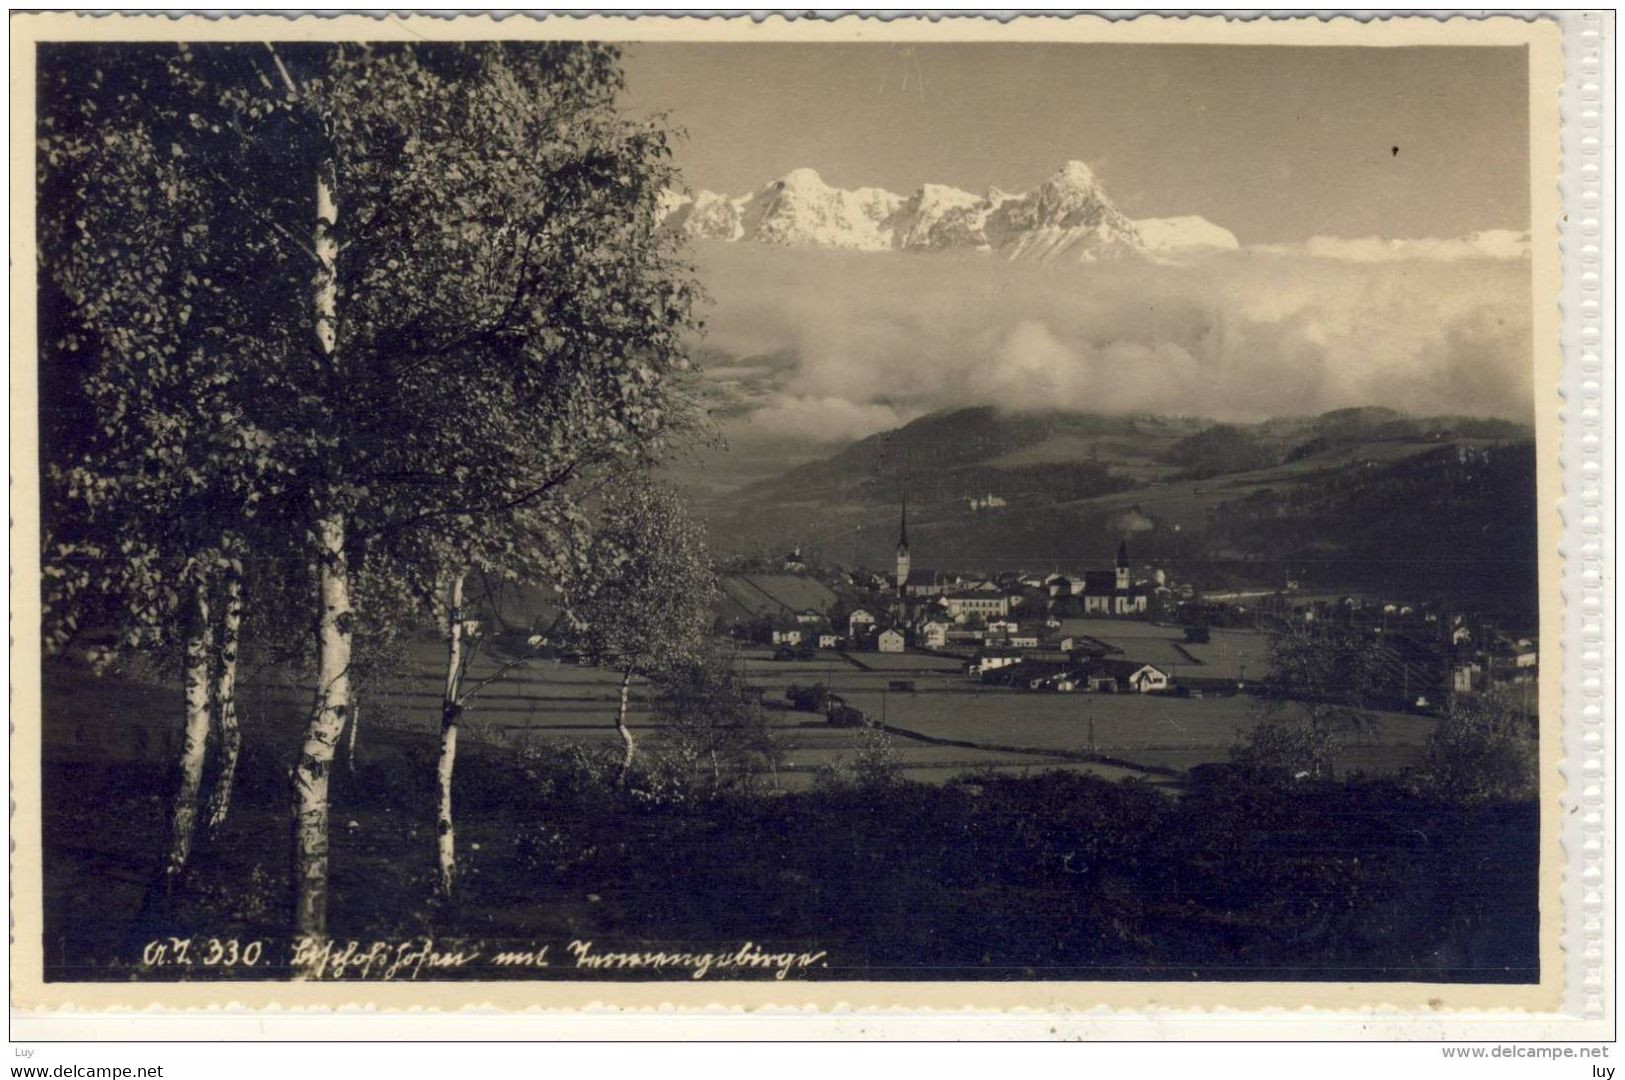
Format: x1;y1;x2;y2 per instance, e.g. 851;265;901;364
164;582;213;892
292;157;351;943
615;668;636;788
204;566;243;836
293;513;353;940
435;572;466;898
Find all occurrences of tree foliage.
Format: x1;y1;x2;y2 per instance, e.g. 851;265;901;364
1420;688;1537;804
651;643;780;796
568;478;718;678
37;40;707;934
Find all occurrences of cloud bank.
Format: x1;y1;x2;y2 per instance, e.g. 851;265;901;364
691;237;1533;447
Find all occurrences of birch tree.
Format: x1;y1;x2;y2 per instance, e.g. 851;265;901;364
38;45;312;889
569;480;718;787
40;42;703;938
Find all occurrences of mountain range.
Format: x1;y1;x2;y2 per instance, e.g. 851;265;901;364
658;160;1240;262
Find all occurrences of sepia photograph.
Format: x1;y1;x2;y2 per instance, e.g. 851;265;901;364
14;12;1571;1011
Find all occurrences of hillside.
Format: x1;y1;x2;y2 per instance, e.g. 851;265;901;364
696;406;1536;620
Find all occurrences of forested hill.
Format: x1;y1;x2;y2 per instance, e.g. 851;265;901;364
698;406;1536;621
732;406;1162;506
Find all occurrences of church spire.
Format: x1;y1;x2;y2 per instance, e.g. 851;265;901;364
895;496;912;596
1117;539;1129;568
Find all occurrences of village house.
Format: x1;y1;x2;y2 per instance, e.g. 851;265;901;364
918;618;952;649
876;627;907;654
848;608;876;637
794;608;824;625
1076;660;1123;693
1006;627;1042;650
817;632;842;650
1452;661;1485;694
771;627;804;647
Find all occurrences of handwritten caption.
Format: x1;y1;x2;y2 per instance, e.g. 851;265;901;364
137;936;829;981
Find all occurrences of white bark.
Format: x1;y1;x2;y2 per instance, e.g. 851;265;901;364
204;567;243;836
165;582;213;891
292;154;348;942
616;669;636;788
293;512;353;940
435;571;466;898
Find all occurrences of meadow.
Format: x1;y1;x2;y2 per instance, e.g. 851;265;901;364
46;622;1431;792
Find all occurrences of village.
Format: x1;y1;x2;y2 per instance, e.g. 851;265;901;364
722;499;1540;729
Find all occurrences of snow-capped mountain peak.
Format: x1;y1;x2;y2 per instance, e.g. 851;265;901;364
659;162;1235;262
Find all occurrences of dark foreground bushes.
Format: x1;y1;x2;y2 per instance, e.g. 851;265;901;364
42;727;1538;983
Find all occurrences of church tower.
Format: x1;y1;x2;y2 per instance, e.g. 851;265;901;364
895;498;912;594
1115;540;1131;591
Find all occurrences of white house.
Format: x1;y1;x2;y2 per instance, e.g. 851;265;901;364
817;632;842;649
919;619;952;649
771;628;804;646
1126;664;1170;693
876;628;906;654
795;609;823;625
944;591;1011;621
1007;631;1041;650
848;609;876;637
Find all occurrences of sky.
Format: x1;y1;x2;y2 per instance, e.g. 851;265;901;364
618;43;1536;479
620;43;1530;245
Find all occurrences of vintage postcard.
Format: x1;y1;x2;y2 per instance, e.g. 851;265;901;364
8;10;1604;1035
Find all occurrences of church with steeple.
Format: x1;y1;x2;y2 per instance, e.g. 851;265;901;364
1077;540;1147;615
893;497;947;598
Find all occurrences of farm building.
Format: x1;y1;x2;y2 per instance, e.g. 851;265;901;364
848;609;877;636
968;648;1022;676
1125;663;1171;693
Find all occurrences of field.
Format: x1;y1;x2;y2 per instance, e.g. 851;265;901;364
1057;619;1272;682
43;625;1432;795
